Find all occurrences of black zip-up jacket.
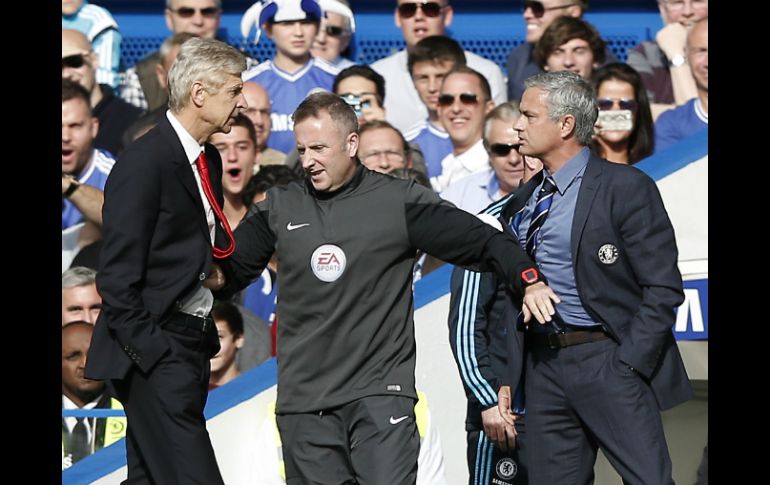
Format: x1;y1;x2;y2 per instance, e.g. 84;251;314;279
219;165;537;414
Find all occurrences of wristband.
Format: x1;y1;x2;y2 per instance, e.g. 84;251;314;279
64;179;81;198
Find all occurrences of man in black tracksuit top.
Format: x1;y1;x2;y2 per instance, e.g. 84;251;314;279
217;92;559;484
448;200;529;485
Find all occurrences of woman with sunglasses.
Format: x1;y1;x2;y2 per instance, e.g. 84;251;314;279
590;63;654;164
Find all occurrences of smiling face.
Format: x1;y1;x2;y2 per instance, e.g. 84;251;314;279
523;0;580;43
210;125;257;196
296;111;359;192
395;0;453;48
438;72;494;153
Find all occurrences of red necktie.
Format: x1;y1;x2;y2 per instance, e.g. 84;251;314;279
195;152;236;259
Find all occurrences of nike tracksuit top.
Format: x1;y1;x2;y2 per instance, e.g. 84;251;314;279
220;164;536;414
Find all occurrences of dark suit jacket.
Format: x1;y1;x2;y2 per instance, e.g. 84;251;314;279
85;117;228;380
500;154;692;410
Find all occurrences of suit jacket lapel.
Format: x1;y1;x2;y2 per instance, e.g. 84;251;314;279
571;155;603;262
501;170;544;224
161;118;212;241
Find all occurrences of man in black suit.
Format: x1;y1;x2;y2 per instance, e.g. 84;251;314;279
85;37;247;484
496;71;692;484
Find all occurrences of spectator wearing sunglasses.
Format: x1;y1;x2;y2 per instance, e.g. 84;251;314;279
404;36;466;179
534;16;605;80
654;17;707;152
62;0;122;90
506;1;617;102
312;0;356;69
590;63;654;164
242;0;339;155
431;67;495;193
62;29;143;158
120;0;223;112
627;0;707;118
442;102;532;214
371;1;507;133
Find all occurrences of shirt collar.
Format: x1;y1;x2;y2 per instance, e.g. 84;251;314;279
454;139;488;171
546;146;590;195
166;110;204;165
486;170;501;199
63;393;104;411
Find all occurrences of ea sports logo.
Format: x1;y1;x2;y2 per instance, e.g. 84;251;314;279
311;244;347;282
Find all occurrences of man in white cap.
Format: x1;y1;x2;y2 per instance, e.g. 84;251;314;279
311;0;357;69
241;0;339;154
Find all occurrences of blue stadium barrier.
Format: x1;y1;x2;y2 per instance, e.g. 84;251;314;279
63;359;279;484
114;11;663;70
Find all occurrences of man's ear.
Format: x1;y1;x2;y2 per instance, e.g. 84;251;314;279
560;114;577;140
191;81;207;107
346;131;359;158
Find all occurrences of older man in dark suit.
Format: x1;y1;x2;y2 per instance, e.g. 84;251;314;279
85;37;247;484
495;71;692;484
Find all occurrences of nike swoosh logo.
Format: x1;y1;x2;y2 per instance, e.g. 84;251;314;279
286;222;310;231
389;415;409;425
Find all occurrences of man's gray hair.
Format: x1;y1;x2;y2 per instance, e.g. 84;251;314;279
483;101;521;142
524;71;598;145
159;32;198;65
62;266;97;289
167;37;246;112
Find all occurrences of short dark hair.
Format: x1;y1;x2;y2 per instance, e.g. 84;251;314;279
358;120;409;157
211;301;244;337
407;35;467;75
230;113;257;147
533;16;606;69
333;64;386;103
443;66;492;102
293;91;359;139
241;164;302;205
62;78;92;114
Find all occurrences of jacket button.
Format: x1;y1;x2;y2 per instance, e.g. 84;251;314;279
199;273;206;281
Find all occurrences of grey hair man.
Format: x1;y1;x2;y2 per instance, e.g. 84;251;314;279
497;70;691;484
62;266;101;325
85;38;247;485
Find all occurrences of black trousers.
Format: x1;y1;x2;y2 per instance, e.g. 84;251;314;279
110;314;223;485
524;338;673;485
277;395;420;485
467;417;529;485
